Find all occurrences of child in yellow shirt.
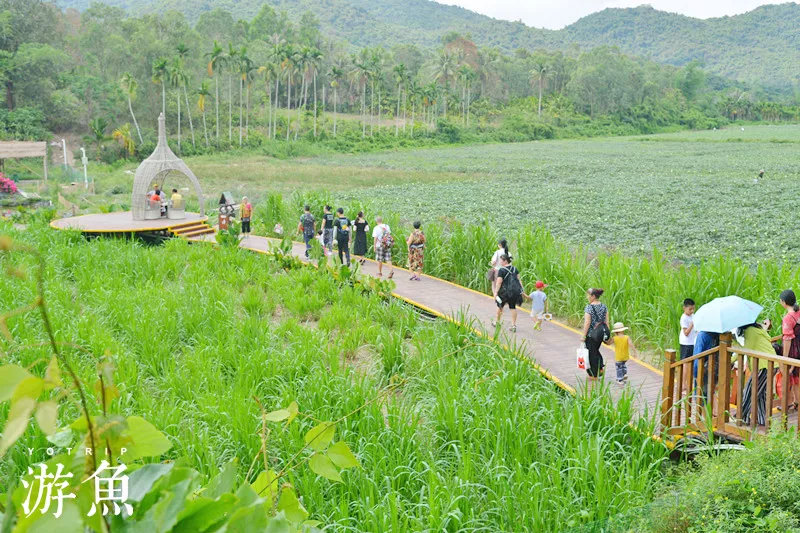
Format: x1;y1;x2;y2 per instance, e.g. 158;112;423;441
605;322;637;384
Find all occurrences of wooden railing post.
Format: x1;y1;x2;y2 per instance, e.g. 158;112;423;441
717;334;731;429
661;349;676;431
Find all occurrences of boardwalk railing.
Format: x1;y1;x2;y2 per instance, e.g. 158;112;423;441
661;333;800;440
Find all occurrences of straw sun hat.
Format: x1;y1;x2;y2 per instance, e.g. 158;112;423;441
611;322;628;333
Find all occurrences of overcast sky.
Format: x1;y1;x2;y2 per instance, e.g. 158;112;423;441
434;1;785;30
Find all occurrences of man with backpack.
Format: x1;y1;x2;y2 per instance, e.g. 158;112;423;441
297;205;316;258
333;207;351;265
372;216;394;279
492;254;525;332
322;205;335;255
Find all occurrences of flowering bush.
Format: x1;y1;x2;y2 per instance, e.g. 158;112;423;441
0;173;17;194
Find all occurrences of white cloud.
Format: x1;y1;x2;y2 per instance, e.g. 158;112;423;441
434;0;786;30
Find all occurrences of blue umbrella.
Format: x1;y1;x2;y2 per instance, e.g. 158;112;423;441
692;296;763;333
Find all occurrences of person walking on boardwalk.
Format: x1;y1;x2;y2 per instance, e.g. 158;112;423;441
492;254;524;332
779;289;800;411
406;221;426;281
297;205;316;258
487;238;509;283
240;196;252;237
529;280;548;330
605;322;636;385
581;288;610;385
372;216;394;278
333;207;352;265
322;205;335;255
352;211;369;264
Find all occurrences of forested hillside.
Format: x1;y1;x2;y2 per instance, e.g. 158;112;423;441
54;0;800;89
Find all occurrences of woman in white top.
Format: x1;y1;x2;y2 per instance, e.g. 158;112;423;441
487;238;509;283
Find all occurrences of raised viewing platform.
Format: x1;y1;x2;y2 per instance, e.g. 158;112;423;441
50;211;208;233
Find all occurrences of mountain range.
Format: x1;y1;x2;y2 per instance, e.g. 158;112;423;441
55;0;800;89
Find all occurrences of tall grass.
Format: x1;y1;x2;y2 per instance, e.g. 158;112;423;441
1;221;668;531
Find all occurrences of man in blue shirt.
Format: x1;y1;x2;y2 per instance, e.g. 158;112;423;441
693;331;720;404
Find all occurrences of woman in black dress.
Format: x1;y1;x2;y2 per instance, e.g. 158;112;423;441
581;288;610;388
352;212;369;264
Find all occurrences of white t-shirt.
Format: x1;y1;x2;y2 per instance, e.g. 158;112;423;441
530;290;547;313
372;224;389;246
490;249;504;271
679;313;697;346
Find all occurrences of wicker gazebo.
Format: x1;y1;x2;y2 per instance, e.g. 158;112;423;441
131;113;205;220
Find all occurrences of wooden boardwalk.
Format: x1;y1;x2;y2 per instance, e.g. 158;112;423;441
225;234;665;417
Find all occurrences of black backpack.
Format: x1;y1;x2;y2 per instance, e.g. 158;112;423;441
498;266;523;303
587;305;610;343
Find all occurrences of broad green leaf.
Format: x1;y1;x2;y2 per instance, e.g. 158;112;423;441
43;356;62;390
286;401;299;425
277;485;308;524
46;428;73;447
26;499;82;533
35;400;58;435
327;441;360;469
126;415;172;459
251;469;278;501
149;478;193;533
0;364;31;401
264;409;289;422
205;460;237;499
11;375;43;402
173;493;237;533
0;398;35;456
127;463;174;502
308;452;342;482
264;512;291;533
304;422;335;452
225;503;268;533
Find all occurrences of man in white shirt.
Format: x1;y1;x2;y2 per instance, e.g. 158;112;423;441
372;216;394;278
679;298;697;391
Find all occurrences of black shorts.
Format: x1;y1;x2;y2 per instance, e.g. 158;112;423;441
241;218;250;233
680;344;694;360
497;298;519;310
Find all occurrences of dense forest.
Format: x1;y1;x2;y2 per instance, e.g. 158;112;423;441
1;0;799;162
53;0;800;90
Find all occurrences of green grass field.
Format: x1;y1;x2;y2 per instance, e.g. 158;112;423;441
0;224;666;531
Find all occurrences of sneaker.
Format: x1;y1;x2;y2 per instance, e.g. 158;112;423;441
491;320;501;328
510;325;517;332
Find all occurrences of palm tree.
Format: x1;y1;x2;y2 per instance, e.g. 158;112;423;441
151;57;168;115
308;47;323;137
328;65;343;137
258;62;276;138
89;117;110;159
205;40;225;146
457;65;476;125
225;43;239;143
112;123;135;156
270;36;285;139
530;58;548;117
176;44;195;148
167;58;187;153
119;73;143;144
351;50;371;137
237;46;253;146
369;48;385;135
392;63;408;136
280;44;296;141
197;80;211;147
407;80;420;137
293;46;311;141
435;51;456;119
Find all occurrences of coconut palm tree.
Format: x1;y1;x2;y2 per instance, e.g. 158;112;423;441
280;44;296;141
167;58;187;153
151;57;168;115
176;43;195;148
435;50;456;118
369;48;385;134
89;117;110;159
530;57;548;117
328;65;343;137
407;80;420;137
308;47;323;137
258;62;277;138
225;43;239;143
293;46;311;140
197;80;211;147
269;36;285;139
205;40;225;146
351;50;371;137
119;72;143;144
392;63;407;136
112;123;135;156
236;46;253;146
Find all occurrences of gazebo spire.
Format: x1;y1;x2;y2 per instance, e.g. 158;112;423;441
157;112;167;149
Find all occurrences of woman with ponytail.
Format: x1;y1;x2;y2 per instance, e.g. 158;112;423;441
779;289;800;410
487;238;509;283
